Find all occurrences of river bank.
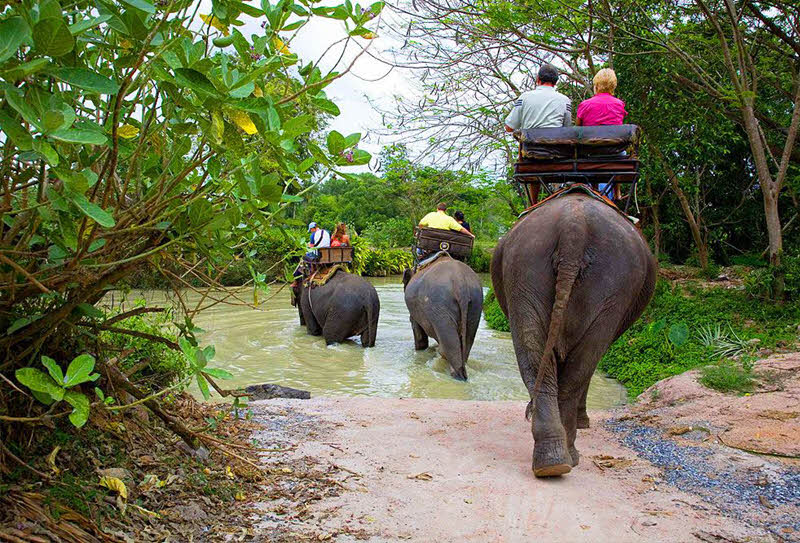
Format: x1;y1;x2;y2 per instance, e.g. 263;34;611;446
246;355;800;542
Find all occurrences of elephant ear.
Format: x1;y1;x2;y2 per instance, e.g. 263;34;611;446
402;268;413;288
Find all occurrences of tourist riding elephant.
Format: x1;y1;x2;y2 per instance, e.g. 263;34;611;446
492;193;656;477
291;271;380;347
403;256;483;380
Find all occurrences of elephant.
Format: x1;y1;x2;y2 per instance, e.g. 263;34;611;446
291;270;380;347
491;193;656;477
403;255;484;380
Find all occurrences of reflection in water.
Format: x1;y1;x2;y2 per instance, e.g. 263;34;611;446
123;276;626;409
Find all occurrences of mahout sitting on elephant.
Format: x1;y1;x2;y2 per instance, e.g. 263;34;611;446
291;268;379;347
492;190;656;477
403;254;483;380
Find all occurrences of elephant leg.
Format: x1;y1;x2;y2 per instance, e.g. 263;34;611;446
558;326;614;467
577;381;591;429
302;297;322;337
512;327;571;477
410;318;429;350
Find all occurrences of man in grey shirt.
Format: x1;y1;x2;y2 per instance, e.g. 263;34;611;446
504;64;572;132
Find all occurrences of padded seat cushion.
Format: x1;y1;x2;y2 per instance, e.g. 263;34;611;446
517;124;641;159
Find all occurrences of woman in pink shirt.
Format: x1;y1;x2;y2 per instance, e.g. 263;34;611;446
576;68;627;126
577;68;627;200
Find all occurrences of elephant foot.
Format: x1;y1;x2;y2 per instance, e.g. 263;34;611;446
450;367;467;381
569;445;580;467
532;439;572;478
577;413;590;429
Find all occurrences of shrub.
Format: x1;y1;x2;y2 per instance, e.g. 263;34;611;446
467;246;492;273
699;360;755;394
362;218;415;249
483;289;510;332
744;251;800;300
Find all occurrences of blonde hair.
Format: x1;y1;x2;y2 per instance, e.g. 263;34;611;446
593;68;618;94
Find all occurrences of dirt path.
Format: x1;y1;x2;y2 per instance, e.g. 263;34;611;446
249;395;798;542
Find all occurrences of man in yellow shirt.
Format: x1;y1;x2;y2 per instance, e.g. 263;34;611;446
418;203;475;238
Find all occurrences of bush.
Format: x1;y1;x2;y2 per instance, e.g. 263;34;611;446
699;359;755;394
467;246;493;273
483;289;510;332
351;236;414;276
744;251;800;300
362;218;416;249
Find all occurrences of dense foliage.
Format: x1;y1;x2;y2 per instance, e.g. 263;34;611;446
0;0;382;471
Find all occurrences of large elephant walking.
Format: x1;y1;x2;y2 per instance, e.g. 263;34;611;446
403;256;483;380
291;271;380;347
492;194;656;477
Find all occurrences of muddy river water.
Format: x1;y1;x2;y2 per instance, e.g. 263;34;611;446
125;276;626;409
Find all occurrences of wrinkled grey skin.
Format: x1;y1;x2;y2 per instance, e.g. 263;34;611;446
291;271;380;347
492;194;656;477
403;256;483;380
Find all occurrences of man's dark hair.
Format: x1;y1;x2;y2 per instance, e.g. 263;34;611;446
538;63;559;85
437;202;447;211
454;211;465;221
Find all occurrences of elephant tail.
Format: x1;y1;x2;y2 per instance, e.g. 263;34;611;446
459;297;471;364
527;204;587;420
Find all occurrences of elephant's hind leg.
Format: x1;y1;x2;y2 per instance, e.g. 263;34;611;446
577;382;591;429
410;318;428;350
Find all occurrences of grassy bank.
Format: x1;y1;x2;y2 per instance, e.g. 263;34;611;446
483;278;800;398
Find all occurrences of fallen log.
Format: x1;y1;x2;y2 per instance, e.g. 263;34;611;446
243;383;311;400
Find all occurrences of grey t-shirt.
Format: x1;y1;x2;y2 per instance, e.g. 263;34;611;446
505;86;573;130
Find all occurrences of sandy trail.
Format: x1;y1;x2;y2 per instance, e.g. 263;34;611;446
249;397;792;542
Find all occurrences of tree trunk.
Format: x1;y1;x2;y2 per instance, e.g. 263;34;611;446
740;104;784;297
651;145;708;269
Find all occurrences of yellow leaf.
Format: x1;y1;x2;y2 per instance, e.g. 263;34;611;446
99;476;128;500
253;85;263;98
225;465;235;479
199;14;230;36
273;37;290;55
235;490;246;501
120;39;133;49
361;32;378;39
47;446;61;475
118;124;139;139
228;110;257;135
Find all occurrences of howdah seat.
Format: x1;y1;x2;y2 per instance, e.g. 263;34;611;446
513;124;641;211
415;227;474;261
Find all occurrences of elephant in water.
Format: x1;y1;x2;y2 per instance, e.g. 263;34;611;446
492;194;656;477
291;271;380;347
403;256;483;380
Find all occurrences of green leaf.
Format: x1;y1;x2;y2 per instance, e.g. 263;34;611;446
69;15;112;35
41;356;65;384
32;390;55;406
0;17;31;64
50;68;119;95
213;35;234;47
326;130;345;155
344;133;361;147
120;0;156;14
174;68;220;97
668;323;689;347
0;110;33;151
33;139;59;166
50;128;107;145
4;88;41;130
64;390;90;428
312;95;340;116
15;368;65;402
64;353;96;387
196;373;211;400
33;18;75;57
76;303;104;319
7;314;43;335
65;191;116;227
283;114;314;139
202;367;233;380
2;58;50;82
43;110;66;133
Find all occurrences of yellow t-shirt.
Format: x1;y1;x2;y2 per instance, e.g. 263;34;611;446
419;211;463;231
